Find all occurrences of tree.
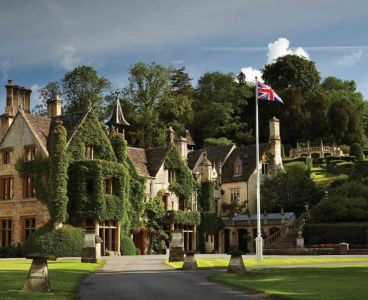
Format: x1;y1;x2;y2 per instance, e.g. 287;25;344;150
124;62;194;148
62;66;111;118
32;81;61;116
192;72;253;146
350;143;365;161
262;54;320;90
261;166;322;215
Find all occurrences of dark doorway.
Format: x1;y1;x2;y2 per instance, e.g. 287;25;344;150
238;229;248;253
224;229;230;253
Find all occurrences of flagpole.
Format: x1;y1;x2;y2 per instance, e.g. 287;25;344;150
255;77;263;261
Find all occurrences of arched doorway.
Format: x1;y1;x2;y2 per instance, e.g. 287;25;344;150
224;229;230;253
238;229;248;253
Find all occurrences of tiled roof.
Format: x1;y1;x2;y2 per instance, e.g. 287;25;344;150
145;147;169;177
24;114;51;149
106;100;130;126
222;212;295;222
221;143;268;183
187;144;235;170
127;147;149;177
59;112;87;142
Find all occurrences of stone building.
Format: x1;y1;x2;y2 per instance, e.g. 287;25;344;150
188;117;291;253
0;81;198;255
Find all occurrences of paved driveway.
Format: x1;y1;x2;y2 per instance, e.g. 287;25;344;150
78;255;270;300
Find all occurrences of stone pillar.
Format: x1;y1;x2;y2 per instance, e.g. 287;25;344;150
182;252;198;270
24;253;56;292
227;250;246;273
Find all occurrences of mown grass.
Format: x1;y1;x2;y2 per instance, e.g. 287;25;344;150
0;259;104;300
210;265;368;300
165;256;368;269
310;167;347;188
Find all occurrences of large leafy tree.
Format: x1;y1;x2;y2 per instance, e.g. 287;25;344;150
62;66;111;118
192;72;253;146
261;166;322;216
123;62;194;148
33;66;111;120
262;54;320;90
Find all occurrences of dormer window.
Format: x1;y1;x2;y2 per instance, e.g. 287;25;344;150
85;145;94;160
234;156;243;176
24;145;36;161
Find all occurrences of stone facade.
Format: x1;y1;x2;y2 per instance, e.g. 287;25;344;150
0;110;50;246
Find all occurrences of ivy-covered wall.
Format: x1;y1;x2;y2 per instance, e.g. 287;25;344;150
164;145;198;209
67;110;117;162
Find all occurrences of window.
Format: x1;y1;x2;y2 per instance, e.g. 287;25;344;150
0;177;13;200
179;196;185;211
22;217;35;242
233;156;242;175
0;219;12;246
162;194;168;211
2;149;12;165
85;145;94;160
230;188;240;202
22;176;34;198
24;145;36;161
262;163;269;175
168;169;176;183
105;178;113;194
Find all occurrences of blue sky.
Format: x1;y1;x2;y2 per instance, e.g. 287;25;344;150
1;0;368;109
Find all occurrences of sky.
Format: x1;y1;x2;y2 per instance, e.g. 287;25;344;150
1;0;368;110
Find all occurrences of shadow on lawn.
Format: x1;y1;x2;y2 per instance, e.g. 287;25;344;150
0;268;91;300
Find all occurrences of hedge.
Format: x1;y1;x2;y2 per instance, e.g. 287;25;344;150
22;224;84;257
0;244;22;258
326;161;353;175
304;223;368;245
121;235;137;256
351;161;368;180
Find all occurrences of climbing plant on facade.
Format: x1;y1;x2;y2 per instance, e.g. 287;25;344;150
164;145;198;209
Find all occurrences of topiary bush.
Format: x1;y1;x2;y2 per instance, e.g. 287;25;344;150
22;224;84;257
350;143;365;161
120;235;137;256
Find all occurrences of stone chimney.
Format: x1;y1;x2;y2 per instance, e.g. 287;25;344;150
4;80;32;115
199;151;212;181
269;117;284;172
47;95;62;118
167;126;175;145
175;136;188;160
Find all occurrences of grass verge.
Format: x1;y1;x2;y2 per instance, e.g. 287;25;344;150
209;265;368;300
165;256;368;269
0;259;104;300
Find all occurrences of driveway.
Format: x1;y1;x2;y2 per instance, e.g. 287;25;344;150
78;255;270;300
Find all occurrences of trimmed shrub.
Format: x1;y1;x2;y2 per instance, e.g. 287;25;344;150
351;161;368;180
0;244;22;258
22;224;84;257
305;157;313;171
121;235;136;256
304;223;368;246
350;143;364;161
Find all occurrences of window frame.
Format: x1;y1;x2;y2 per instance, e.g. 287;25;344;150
21;217;36;242
0;218;12;246
0;176;13;200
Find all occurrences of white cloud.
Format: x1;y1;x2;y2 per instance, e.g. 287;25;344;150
171;60;184;65
266;38;309;63
338;49;366;66
239;67;263;83
58;46;82;70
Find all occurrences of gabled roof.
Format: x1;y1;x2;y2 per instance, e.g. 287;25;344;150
24;113;51;149
127;147;150;177
187;144;235;170
145;147;170;177
221;143;268;183
127;146;170;178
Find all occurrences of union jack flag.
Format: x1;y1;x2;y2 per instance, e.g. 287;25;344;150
257;81;283;104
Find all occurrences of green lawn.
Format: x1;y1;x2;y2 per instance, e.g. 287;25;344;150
166;256;368;269
310;167;347;188
0;259;104;300
210;265;368;300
